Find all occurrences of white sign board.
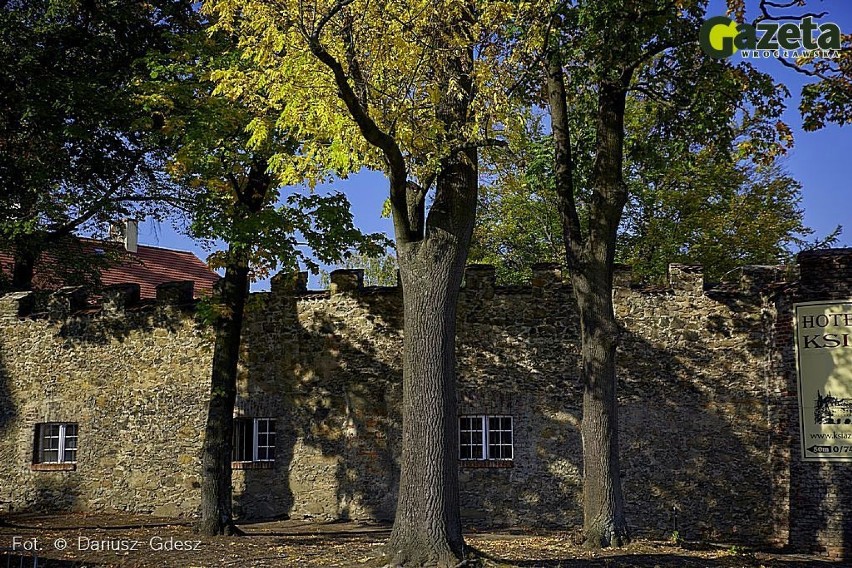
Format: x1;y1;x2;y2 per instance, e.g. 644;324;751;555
794;300;852;461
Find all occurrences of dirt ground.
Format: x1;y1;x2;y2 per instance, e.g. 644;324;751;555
0;513;843;567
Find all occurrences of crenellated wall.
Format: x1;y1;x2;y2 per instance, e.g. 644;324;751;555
0;281;210;517
0;251;849;557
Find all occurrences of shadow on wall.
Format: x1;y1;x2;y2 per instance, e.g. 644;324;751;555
455;273;778;542
26;476;80;513
0;334;15;436
454;279;585;530
0;298;20;511
53;285;190;346
3;264;831;549
240;277;589;529
234;284;404;523
618;324;773;544
0;292;29;436
230;269;793;545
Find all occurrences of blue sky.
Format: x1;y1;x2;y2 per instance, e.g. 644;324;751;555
138;0;851;290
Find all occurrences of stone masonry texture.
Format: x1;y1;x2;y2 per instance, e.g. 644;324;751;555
0;250;850;559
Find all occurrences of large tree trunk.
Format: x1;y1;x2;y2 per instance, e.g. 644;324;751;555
574;263;629;547
385;150;477;567
197;250;249;536
575;79;631;548
306;7;477;563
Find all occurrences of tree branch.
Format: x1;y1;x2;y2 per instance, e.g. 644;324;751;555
756;0;827;22
43;154;148;240
776;54;830;79
754;0;835;80
449;138;508;155
309;0;355;42
405;180;427;239
763;0;806;9
545;48;584;267
627;35;694;73
302;1;414;242
342;9;368;109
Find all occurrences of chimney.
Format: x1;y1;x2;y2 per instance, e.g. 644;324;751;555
110;219;138;253
124;219;138;253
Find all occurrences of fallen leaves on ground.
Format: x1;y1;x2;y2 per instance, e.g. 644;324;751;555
0;513;842;567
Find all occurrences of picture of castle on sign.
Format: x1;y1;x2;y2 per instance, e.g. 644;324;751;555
814;390;852;424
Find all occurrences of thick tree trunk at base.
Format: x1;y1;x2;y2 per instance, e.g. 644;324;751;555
383;140;477;566
574;267;630;548
384;240;466;568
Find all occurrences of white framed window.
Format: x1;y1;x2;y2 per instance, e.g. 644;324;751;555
34;423;78;464
233;418;275;463
459;415;513;461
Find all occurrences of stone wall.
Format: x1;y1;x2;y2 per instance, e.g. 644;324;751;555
0;283;210;518
0;252;850;557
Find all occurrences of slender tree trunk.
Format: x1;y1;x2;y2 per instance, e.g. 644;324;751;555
548;46;631;547
197;249;249;536
196;161;269;537
385;149;477;567
574;263;629;547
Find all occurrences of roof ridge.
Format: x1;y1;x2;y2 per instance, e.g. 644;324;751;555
134;242;210;257
77;236;208;258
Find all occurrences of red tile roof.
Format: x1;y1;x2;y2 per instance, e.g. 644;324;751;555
0;240;221;299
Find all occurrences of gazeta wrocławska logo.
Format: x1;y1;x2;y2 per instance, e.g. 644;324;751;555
699;16;842;59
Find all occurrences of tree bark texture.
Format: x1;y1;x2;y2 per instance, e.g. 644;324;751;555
385;147;477;567
197;161;269;537
577;80;631;548
197;250;249;536
307;8;477;562
548;47;631;548
574;264;629;548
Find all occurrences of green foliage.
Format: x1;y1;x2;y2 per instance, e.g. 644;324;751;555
745;1;851;130
473;134;565;285
620;159;813;283
472;9;815;285
472;128;813;284
726;543;757;561
141;15;388;281
668;530;683;546
202;0;520;189
798;33;852;130
0;0;195;281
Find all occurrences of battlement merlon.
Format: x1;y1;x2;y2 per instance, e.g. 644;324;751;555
2;251;831;315
464;264;496;292
798;248;852;288
330;269;364;295
270;271;308;295
156;280;194;306
668;264;704;295
0;290;34;319
48;286;88;318
103;283;141;312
